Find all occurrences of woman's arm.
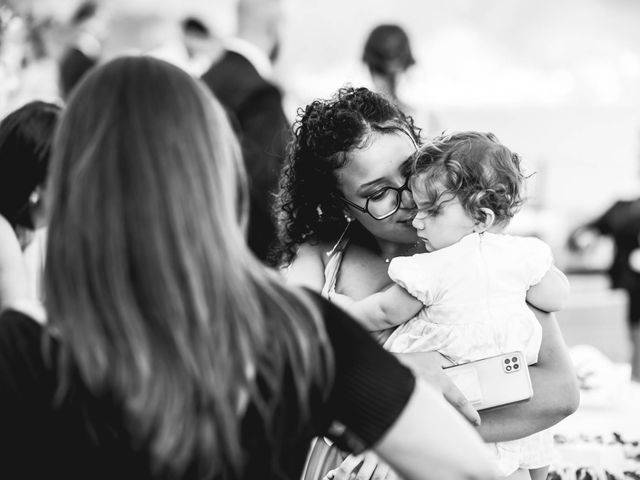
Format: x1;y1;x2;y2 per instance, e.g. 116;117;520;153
394;351;481;426
476;309;579;442
374;379;496;480
0;216;30;311
526;265;571;313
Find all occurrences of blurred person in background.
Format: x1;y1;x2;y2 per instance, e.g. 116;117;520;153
180;16;222;77
362;24;440;139
0;55;497;480
58;0;105;100
568;199;640;382
0;100;60;308
201;0;289;265
362;24;415;108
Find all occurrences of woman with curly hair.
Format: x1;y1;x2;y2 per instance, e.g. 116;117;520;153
273;88;579;480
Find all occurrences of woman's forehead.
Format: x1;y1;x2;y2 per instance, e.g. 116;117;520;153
341;131;416;182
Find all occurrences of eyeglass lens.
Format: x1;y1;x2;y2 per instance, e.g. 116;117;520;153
367;183;412;219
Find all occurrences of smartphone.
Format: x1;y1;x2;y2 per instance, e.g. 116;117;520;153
443;351;533;411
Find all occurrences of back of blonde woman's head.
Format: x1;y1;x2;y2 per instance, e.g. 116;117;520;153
45;56;330;478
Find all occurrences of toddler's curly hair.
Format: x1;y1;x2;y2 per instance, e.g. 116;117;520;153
272;86;421;265
412;131;526;227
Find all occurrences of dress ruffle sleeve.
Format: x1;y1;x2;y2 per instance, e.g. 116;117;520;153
519;237;554;287
387;253;438;306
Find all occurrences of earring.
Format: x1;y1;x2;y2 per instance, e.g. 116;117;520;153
344;214;354;223
28;189;40;207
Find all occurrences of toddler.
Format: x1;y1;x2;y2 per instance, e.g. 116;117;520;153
334;131;570;480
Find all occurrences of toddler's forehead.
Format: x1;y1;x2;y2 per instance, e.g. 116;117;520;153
411;175;447;207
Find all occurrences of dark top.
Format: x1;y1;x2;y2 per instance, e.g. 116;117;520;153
590;199;640;323
0;292;415;479
201;51;289;265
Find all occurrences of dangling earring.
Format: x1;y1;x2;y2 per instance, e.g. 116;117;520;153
326;214;353;257
28;189;40;208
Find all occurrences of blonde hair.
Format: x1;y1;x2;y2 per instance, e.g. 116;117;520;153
45;56;332;478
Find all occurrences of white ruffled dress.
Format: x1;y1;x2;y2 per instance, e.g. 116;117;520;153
384;232;555;476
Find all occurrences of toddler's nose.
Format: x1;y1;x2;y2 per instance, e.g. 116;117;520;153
412;216;424;230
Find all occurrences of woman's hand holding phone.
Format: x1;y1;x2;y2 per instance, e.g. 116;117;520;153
394;351;481;426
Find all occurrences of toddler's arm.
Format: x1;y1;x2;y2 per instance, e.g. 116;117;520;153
526;265;570;313
331;284;423;331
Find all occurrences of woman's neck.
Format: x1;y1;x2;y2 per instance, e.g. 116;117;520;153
376;238;422;262
348;225;423;261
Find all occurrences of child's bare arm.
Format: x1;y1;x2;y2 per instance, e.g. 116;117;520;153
331;284;423;331
526;265;570;313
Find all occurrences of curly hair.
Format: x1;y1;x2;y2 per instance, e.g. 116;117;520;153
272;86;421;266
411;131;526;227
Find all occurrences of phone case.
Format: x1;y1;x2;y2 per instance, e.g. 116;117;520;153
443;351;533;411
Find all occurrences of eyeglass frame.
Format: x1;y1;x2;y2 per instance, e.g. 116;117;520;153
341;177;413;220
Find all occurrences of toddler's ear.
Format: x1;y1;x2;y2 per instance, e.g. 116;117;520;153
474;208;495;233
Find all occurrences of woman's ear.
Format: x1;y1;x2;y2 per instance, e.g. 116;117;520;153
474;208;495;233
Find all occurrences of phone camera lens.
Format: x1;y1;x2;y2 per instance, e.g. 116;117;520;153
504;359;510;364
506;365;512;371
514;364;519;370
512;357;518;363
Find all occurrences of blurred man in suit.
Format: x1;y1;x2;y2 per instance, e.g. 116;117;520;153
58;1;105;100
569;199;640;382
201;0;288;265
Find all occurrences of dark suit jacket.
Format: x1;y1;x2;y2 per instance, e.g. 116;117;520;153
201;50;289;265
586;199;640;324
59;47;97;100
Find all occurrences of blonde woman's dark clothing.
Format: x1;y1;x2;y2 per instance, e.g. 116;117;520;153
0;291;415;479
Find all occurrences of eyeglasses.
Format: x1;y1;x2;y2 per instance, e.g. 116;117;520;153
342;178;413;220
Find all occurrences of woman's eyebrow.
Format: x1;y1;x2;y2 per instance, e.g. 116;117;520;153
356;178;386;195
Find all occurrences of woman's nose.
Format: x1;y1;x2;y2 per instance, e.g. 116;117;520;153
412;216;424;230
400;188;415;209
